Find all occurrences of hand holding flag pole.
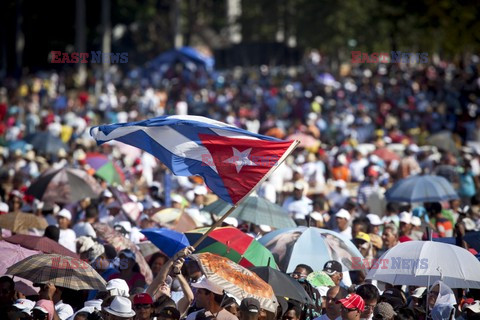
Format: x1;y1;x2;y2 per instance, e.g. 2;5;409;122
91;115;302;248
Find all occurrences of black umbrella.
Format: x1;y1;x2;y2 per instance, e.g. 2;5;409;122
24;131;69;156
26;167;103;204
250;266;312;304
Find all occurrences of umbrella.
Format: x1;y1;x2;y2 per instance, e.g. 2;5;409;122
151;208;183;225
0;240;42;275
7;140;31;153
306;271;335;288
427;131;459;155
0;212;48;233
26;167;103;204
286;133;319;149
385;175;459;203
259;227;363;273
141;228;190;258
7;254;107;291
4;235;78;258
372;148;400;162
24;132;69;156
93;223;153;285
366;241;480;288
137;241;160;258
201;196;296;230
433;165;460;184
86;152;125;185
432;231;480;253
250;266;312;304
191;252;277;312
186;227;278;269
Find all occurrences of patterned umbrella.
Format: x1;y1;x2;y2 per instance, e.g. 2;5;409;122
201;196;296;230
24;132;69;156
191;252;277;312
186;227;278;269
4;235;78;258
86;152;125;185
93;223;153;285
259;227;363;273
7;254;107;291
0;212;48;233
26;167;103;204
0;240;41;275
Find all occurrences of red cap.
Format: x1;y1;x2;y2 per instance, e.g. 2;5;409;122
367;166;379;178
337;294;365;311
133;293;153;305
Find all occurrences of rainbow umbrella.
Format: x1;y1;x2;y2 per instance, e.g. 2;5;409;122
86;153;125;185
185;227;278;269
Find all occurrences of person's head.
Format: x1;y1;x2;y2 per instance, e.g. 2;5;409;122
356;284;379;319
351;218;369;239
325;286;348;319
103;296;136;320
8;298;36;320
133;293;154;320
139;214;155;229
185;260;203;282
380;287;406;310
118;249;137;271
409;287;426;308
56;209;72;229
373;302;396;320
323;260;343;286
153;295;176;316
106;279;130;298
293;182;304;200
338;294;365;320
353;232;371;258
148;252;169;277
73;311;90;320
399;212;413;236
157;307;180;320
0;276;15;306
282;302;302;320
85;204;99;222
382;223;399;249
32;299;54;320
44;225;60;242
191;278;224;310
426;202;443;218
239;298;261;320
335;209;351;231
291;264;313;281
427;284;440;309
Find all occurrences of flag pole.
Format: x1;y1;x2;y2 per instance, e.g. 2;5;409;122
192;140;300;248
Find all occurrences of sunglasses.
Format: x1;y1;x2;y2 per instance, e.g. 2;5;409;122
135;304;152;309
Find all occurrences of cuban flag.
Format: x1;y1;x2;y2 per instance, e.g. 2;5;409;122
91;115;297;205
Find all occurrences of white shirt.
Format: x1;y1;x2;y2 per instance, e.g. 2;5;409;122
333;226;352;240
349;158;369;182
59;228;77;252
73;222;96;238
55;300;74;320
282;196;313;219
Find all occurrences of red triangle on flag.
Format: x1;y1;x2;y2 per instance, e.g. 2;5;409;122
199;134;294;204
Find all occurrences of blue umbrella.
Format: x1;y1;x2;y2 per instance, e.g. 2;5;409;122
141;228;189;258
7;140;30;153
385;175;458;203
259;227;363;273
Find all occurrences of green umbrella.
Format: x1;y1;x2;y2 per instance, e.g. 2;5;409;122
201;196;296;229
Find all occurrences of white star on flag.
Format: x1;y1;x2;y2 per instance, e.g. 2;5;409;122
223;147;257;173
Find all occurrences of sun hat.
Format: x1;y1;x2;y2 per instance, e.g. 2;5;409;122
106;279;130;297
103;296;136;318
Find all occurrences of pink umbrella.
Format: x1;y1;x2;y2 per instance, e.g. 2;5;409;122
0;240;42;275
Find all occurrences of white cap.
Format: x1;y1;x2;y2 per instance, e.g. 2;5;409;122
335;209;351;220
411;287;426;298
106;279;130;297
114;221;132;233
309;212;324;222
57;208;72;220
366;213;382;226
399;211;412;224
408;144;420;153
293;181;305;190
13;299;35;314
84;299;103;310
0;202;9;213
259;225;272;233
193;185;208;196
333;180;347;189
223;217;238;228
411;216;422;227
171;194;183;203
463;218;477;231
103;190;113;198
192;278;224;295
464;300;480;313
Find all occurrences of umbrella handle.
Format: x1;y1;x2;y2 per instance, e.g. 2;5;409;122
192;205;238;248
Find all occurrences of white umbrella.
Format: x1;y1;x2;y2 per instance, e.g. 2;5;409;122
366;241;480;288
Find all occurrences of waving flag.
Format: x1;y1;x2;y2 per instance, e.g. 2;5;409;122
91;115;297;205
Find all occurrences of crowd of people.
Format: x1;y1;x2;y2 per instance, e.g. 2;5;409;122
0;52;480;320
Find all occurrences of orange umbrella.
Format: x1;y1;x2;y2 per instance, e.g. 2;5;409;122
0;212;48;233
191;252;277;312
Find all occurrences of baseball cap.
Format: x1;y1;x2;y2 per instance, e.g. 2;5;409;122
337;293;365;311
366;213;382;226
294;181;305;190
333;180;347;189
119;249;136;261
12;299;35;314
399;211;412;224
133;293;153;305
335;208;351;220
464;300;480;313
373;302;396;319
411;216;422;227
103;190;113;198
57;208;72;220
323;260;343;275
171;194;183;203
240;298;260;313
411;287;426;298
355;232;371;243
193;186;208;196
191;278;224;295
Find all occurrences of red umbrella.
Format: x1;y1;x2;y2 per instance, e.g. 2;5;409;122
372;148;400;162
4;235;78;258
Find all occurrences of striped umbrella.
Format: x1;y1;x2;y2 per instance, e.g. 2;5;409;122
185;227;278;269
7;254;106;291
86;153;125;185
